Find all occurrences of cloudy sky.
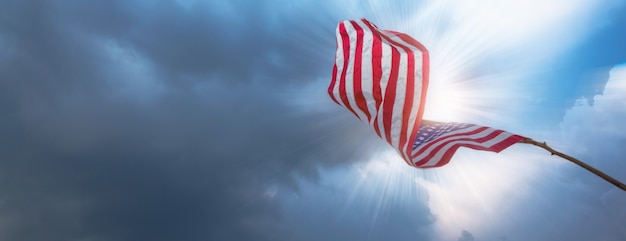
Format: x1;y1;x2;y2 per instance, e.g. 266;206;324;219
1;0;625;240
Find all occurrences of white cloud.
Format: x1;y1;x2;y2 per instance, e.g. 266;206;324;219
472;64;626;241
556;64;626;240
560;64;626;178
399;0;625;123
415;145;551;241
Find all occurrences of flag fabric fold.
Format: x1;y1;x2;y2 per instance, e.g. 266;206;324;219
328;18;429;166
412;120;525;168
329;18;525;168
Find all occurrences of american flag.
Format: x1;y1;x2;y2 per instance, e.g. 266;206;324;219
328;18;429;166
329;18;525;167
412;121;525;168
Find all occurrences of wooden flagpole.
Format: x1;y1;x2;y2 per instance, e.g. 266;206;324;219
522;138;626;192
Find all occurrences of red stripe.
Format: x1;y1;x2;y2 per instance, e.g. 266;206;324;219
412;126;490;166
370;24;383;114
373;119;382;138
416;130;504;166
328;26;340;104
328;63;339;104
361;19;392;142
349;21;371;121
337;22;358;117
415;129;505;166
367;21;384;138
488;134;525;152
361;19;428;161
390;32;416;162
360;19;421;165
424;130;506;167
419;135;525;168
395;33;429;162
382;46;400;144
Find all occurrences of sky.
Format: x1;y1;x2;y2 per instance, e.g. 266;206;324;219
0;0;625;241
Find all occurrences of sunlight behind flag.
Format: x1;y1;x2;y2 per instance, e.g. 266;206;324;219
329;18;429;166
328;18;524;168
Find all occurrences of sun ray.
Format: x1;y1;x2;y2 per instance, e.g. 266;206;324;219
281;0;619;238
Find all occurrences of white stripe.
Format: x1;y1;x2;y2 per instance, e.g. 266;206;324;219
376;32;392;139
419;130;514;167
387;33;425;58
393;33;424;147
388;45;408;149
412;125;484;156
343;22;368;121
354;20;377;124
386;33;425;157
332;21;346;106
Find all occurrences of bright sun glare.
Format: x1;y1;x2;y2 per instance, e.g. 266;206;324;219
291;0;611;239
319;0;610;239
422;62;467;122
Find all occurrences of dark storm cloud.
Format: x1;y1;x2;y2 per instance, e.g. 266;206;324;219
0;1;389;240
0;86;379;241
1;0;337;87
62;0;336;85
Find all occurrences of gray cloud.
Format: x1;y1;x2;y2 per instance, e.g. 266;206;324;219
3;1;624;240
458;230;474;241
0;80;384;241
0;1;392;240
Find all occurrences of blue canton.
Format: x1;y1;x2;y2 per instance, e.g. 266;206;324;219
412;122;474;150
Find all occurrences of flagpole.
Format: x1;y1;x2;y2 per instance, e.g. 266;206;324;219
522;138;626;192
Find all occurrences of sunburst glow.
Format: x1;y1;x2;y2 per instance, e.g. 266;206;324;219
289;0;616;238
422;61;469;121
364;0;611;237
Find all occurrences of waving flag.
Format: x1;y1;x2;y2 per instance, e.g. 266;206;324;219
329;18;626;191
328;18;430;166
329;18;524;167
412;120;525;168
